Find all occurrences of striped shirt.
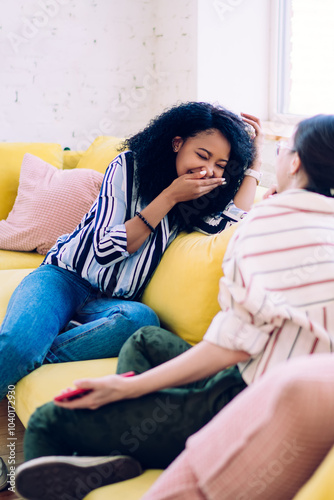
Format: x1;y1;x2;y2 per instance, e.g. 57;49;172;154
44;151;246;300
204;189;334;385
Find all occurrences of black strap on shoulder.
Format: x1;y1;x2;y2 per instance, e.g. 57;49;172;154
124;151;135;222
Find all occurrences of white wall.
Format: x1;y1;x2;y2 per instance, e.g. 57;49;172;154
0;0;198;149
152;0;198;113
197;0;270;119
0;0;271;149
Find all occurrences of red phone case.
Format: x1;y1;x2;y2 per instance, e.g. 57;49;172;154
54;388;92;402
53;371;135;402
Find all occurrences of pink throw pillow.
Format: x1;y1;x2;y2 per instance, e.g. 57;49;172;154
0;153;103;254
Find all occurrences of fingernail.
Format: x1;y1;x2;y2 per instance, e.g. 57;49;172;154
200;170;206;175
221;178;227;184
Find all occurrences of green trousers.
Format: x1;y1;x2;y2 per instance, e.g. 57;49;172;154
24;327;247;469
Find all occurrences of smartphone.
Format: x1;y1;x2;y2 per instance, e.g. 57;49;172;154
53;371;136;402
54;388;92;402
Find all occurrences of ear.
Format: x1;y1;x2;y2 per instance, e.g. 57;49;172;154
290;152;302;176
172;136;184;153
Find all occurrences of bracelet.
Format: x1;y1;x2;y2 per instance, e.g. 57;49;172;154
244;168;262;186
135;211;155;233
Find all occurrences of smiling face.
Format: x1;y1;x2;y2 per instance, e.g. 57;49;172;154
173;129;231;179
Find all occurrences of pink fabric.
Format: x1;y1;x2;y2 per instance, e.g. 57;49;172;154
142;451;205;500
144;354;334;500
0;153;103;254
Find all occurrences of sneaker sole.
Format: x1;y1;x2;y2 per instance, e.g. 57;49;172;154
0;479;8;492
0;457;8;491
16;456;142;500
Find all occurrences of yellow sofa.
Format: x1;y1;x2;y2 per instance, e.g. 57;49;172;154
0;138;330;499
0;137;244;498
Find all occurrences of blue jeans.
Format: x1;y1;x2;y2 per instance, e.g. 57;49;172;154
0;265;159;400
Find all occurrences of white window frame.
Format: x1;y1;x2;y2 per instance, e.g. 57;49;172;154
269;0;309;126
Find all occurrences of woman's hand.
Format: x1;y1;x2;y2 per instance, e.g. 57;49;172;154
241;113;264;170
262;184;278;199
233;113;264;211
53;342;249;412
164;170;226;205
54;374;138;410
125;170;224;254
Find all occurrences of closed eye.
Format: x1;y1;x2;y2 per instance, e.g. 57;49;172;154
197;151;228;169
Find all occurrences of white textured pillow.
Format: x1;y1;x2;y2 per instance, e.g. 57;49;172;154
0;153;103;254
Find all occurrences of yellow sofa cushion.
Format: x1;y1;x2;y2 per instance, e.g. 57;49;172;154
0;269;34;322
0;142;63;220
76;136;124;174
142;224;238;346
293;445;334;500
0;250;44;271
85;470;163;500
63;150;85;170
142;187;267;346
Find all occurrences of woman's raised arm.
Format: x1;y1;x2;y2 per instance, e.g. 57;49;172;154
233;113;264;211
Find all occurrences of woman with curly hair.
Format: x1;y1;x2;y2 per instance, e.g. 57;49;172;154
0;102;262;401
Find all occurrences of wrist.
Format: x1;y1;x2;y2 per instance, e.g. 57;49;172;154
244;168;262;186
249;161;262;172
123;376;147;400
161;186;178;208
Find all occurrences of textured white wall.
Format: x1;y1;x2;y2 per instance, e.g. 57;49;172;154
0;0;198;149
151;0;197;113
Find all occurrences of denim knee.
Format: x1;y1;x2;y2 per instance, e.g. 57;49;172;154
117;303;160;328
0;333;46;381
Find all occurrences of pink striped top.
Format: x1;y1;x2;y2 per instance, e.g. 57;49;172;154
204;189;334;384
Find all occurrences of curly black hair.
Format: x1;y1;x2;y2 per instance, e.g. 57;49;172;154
122;101;255;231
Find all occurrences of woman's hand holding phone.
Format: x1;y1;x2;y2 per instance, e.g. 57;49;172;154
54;387;93;402
53;371;136;410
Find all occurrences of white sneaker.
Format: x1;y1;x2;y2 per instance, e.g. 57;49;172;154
16;455;142;499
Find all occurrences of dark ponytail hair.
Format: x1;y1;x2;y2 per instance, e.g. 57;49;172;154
122;101;255;231
293;114;334;197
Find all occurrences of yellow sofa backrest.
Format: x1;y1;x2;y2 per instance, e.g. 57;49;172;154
0;143;63;220
0;136;124;221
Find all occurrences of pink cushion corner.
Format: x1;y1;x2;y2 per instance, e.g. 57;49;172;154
0;153;103;254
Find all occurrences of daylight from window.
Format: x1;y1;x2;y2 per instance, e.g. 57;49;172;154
288;0;334;115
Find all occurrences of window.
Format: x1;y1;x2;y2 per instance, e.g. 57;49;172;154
273;0;334;120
